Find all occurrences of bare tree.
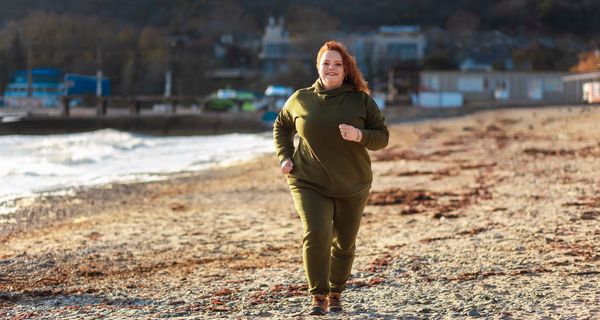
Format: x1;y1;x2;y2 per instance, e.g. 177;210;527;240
285;5;341;54
445;10;480;45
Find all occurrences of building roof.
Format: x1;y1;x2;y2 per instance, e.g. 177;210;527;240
562;71;600;82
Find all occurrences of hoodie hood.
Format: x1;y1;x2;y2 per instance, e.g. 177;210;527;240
311;79;355;106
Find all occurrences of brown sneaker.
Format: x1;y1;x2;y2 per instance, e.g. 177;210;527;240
328;292;343;312
308;294;328;315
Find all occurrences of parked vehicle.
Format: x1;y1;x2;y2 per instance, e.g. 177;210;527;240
204;89;263;112
260;85;293;126
264;85;293;111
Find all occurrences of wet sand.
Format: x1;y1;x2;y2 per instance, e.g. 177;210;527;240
1;106;599;319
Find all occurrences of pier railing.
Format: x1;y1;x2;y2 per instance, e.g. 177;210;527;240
60;95;205;116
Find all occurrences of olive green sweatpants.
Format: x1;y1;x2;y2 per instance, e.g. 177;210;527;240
290;186;369;295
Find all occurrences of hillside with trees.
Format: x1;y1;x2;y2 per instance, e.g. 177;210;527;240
0;0;598;95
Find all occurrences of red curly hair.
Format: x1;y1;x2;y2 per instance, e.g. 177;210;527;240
316;40;370;94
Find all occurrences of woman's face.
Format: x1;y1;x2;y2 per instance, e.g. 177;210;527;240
318;50;345;90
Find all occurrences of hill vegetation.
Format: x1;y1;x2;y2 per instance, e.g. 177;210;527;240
0;0;598;95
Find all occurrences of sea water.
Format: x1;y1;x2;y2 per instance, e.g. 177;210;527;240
0;129;274;213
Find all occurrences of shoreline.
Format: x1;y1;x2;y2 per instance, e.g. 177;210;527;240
0;130;275;218
1;106;599;318
0;156;272;237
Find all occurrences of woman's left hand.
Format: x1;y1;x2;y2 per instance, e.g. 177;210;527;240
339;124;362;142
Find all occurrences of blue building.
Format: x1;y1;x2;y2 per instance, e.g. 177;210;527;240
3;68;110;108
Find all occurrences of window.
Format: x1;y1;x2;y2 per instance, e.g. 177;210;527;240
386;43;417;60
494;79;510;100
527;79;543;100
424;76;440;91
265;43;290;56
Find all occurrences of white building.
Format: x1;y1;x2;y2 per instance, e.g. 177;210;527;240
562;71;600;104
420;71;568;106
344;25;426;80
372;26;426;68
259;17;297;78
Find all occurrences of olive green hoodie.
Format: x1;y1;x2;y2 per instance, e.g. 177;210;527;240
273;80;389;197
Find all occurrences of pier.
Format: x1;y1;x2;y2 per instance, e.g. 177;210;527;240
0;95;273;135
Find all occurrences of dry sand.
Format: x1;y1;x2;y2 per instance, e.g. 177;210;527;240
0;106;599;319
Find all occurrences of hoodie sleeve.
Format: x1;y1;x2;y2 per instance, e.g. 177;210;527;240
273;94;297;164
358;95;389;151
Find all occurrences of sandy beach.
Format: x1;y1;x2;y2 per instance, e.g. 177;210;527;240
1;106;599;319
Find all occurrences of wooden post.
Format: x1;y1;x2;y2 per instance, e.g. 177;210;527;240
102;99;108;114
128;98;135;115
96;96;107;116
135;100;142;115
171;98;177;114
62;96;70;117
387;68;398;104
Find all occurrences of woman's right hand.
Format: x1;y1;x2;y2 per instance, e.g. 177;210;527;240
281;158;294;174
